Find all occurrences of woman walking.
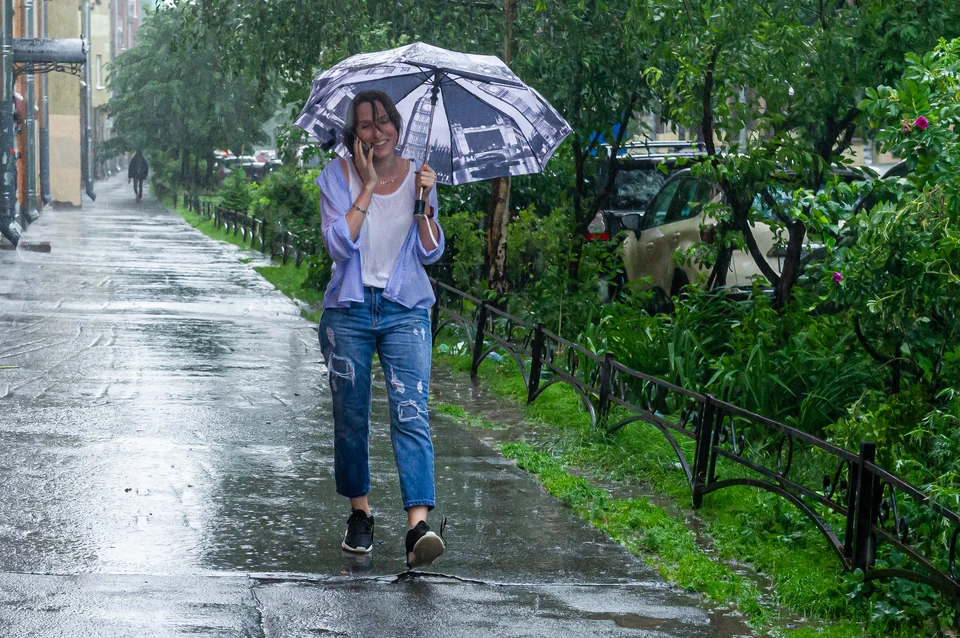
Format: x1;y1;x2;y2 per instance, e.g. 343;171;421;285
316;90;445;568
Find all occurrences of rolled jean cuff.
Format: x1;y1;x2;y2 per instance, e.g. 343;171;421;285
403;500;435;511
337;487;370;500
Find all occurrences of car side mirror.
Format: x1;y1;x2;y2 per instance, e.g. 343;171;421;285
621;213;643;237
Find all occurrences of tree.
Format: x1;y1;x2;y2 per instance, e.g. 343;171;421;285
512;0;652;288
643;0;960;310
107;8;274;189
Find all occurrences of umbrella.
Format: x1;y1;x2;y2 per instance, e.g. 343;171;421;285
294;42;572;187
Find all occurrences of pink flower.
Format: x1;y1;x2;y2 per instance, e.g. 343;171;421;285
833;271;843;284
913;115;929;130
902;122;911;134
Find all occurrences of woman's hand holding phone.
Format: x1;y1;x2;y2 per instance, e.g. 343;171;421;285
352;137;377;191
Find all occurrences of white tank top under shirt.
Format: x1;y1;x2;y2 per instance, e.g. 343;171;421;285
346;158;415;289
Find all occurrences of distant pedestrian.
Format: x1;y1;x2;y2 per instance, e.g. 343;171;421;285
316;90;446;568
128;151;148;203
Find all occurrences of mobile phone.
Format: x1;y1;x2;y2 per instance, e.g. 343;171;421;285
359;141;371;154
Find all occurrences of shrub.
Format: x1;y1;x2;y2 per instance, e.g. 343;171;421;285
218;168;252;213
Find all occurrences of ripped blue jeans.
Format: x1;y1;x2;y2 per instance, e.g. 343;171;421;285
319;287;435;510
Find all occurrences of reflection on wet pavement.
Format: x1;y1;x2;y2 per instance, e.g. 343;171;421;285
0;174;756;636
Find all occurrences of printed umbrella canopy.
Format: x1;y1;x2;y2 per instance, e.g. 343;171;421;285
294;42;572;186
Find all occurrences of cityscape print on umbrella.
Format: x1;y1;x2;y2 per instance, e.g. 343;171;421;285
295;42;572;186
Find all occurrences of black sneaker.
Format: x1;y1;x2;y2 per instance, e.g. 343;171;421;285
405;520;445;568
342;509;374;553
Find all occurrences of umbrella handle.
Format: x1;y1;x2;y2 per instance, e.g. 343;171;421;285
414;187;438;247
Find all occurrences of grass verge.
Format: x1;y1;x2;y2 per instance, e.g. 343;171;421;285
432;335;877;637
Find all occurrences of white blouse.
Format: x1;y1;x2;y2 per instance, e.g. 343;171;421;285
346;159;416;289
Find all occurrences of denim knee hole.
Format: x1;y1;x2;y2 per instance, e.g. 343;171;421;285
397;400;427;423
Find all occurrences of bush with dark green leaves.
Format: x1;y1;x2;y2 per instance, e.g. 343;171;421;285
218;169;252;213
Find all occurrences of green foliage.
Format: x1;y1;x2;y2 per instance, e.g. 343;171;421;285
641;0;960;307
108;8;274;189
434;210;484;292
148;152;182;200
841;38;960;403
217;169;252;213
253;166;320;230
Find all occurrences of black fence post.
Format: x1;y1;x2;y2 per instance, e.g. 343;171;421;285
692;395;718;508
471;302;488;381
528;322;544;405
596;352;615;429
853;441;878;573
844;457;860;563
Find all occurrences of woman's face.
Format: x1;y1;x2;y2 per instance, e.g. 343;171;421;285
355;100;398;159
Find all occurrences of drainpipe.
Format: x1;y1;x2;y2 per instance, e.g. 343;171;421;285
0;0;19;245
38;0;48;204
24;0;35;219
82;1;94;201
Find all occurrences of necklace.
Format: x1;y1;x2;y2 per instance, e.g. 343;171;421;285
376;160;405;187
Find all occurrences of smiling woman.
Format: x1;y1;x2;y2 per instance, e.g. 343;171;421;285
313;89;448;569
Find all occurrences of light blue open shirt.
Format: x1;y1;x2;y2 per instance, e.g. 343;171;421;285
317;158;444;310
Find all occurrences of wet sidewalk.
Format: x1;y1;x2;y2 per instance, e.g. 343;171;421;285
0;174;753;636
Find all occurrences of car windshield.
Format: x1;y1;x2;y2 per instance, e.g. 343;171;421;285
611;169;667;211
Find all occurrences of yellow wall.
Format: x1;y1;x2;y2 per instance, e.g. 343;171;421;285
50;115;81;206
46;1;83;205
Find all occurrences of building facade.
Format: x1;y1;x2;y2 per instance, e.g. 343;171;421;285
26;0;145;210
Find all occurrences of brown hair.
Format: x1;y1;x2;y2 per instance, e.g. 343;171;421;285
342;90;403;153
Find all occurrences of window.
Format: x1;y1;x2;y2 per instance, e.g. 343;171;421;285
644;178;682;229
95;55;103;89
669;179;711;223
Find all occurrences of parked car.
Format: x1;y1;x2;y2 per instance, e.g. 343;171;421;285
616;167;874;307
255;149;278;163
586;140;707;241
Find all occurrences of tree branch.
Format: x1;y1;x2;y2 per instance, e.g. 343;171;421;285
853;316;923;377
739;217;781;286
578;91;638;234
701;44;722;157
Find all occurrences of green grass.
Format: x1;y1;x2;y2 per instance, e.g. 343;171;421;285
433;403;506;429
433;336;874;637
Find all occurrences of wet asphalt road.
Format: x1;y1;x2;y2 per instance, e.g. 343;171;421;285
0;174;755;636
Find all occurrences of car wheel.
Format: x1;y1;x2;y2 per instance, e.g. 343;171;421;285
649;286;674;315
670;269;690;299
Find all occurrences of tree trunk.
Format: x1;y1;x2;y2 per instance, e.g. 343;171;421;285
773;219;806;310
180;149;190;189
567;135;587;291
486;0;514;300
487;176;511;297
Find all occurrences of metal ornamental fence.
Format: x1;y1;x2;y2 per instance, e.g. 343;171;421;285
181;193;317;267
429;279;960;604
178;191;959;605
